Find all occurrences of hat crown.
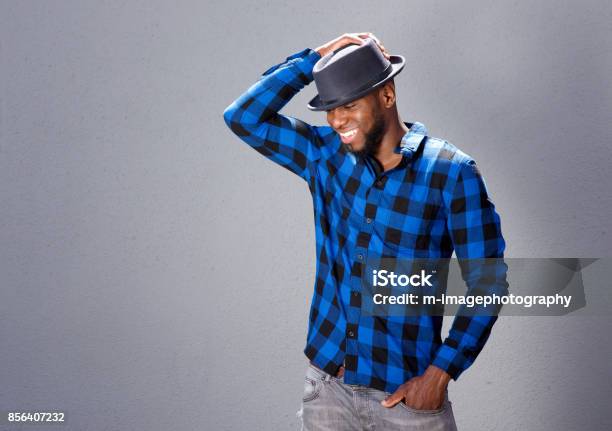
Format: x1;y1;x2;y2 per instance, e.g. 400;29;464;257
312;39;392;107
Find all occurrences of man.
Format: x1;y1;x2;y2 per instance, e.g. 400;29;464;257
223;33;507;430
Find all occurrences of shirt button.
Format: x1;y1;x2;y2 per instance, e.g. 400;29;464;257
366;218;372;224
357;254;364;261
348;330;355;337
352;291;359;297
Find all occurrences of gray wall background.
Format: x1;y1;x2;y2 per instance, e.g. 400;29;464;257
2;1;611;430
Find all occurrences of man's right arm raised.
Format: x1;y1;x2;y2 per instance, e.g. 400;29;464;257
222;48;323;182
223;33;386;182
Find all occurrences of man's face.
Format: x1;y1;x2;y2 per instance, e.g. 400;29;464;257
326;89;386;157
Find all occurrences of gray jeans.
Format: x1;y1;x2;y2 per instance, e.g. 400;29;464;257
297;363;458;431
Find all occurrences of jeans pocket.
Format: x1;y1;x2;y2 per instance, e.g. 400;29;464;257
302;376;323;402
397;399;447;415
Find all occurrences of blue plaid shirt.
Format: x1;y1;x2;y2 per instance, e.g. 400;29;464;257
223;47;507;393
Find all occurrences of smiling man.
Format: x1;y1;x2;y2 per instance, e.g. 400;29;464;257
223;33;506;430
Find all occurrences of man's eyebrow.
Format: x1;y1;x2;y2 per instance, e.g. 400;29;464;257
336;102;354;110
326;102;355;113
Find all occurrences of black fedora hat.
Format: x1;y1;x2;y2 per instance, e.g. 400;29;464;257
307;38;405;111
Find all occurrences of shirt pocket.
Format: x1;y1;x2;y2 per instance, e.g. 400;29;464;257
376;195;444;256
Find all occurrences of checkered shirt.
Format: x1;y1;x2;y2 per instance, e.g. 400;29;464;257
223;47;507;393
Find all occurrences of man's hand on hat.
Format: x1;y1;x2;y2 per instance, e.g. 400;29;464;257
315;32;390;60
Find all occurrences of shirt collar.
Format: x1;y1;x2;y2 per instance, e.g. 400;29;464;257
394;121;428;156
345;121;428;167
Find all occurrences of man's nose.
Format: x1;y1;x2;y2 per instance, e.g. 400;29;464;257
328;110;348;130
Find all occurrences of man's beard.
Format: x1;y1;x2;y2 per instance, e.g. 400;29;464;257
350;112;386;158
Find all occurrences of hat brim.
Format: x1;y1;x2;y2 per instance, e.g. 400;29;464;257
307;55;406;111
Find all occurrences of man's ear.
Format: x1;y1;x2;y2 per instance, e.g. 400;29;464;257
378;80;396;108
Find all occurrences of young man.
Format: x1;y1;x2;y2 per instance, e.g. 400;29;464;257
223;33;507;430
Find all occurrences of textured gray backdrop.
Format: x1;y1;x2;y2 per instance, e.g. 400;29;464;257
2;1;611;430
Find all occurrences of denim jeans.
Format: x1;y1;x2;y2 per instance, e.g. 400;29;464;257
297;363;458;431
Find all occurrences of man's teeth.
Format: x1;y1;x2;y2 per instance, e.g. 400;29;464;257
340;129;357;138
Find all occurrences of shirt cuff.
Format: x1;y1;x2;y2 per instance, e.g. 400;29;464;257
261;48;321;82
294;48;322;81
431;340;471;381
